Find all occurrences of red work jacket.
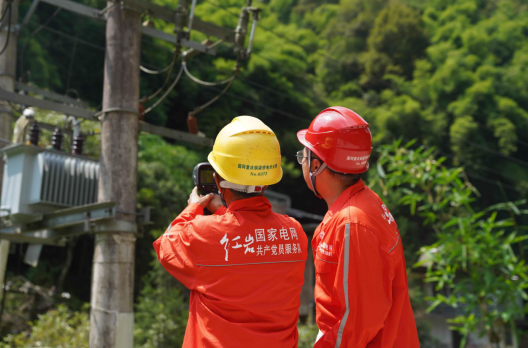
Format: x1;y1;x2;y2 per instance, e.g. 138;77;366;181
153;196;308;348
313;180;419;348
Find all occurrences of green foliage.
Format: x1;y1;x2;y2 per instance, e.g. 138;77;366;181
374;139;528;347
137;133;204;225
11;0;528;345
297;322;319;348
416;321;442;348
1;304;90;348
134;246;189;348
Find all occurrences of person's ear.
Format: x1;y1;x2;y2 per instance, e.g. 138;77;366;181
260;185;268;194
213;173;222;194
311;159;321;172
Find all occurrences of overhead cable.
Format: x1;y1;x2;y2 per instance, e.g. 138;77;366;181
140;49;180;103
0;0;11;25
400;137;521;194
19;8;62;81
0;2;12;56
436;130;528;169
143;63;184;114
141;34;322;108
203;84;311;123
205;0;341;66
189;68;239;117
65;19;84;93
466;172;517;192
182;60;237;87
140;63;174;75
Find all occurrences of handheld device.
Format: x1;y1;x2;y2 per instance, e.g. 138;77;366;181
193;162;218;195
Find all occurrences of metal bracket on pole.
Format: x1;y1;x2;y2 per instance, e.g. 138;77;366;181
23;243;43;267
0;202;153;246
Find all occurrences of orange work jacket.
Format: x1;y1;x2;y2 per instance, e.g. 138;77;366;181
153;196;308;348
313;180;420;348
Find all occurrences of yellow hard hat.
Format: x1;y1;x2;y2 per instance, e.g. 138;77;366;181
208;116;283;186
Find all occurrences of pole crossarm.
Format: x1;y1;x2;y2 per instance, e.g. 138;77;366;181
0;89;214;147
119;0;236;43
15;82;86;107
140;25;215;54
0;202;151;245
0;88;94;119
38;0;222;53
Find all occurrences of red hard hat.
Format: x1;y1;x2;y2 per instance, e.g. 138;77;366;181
297;106;372;174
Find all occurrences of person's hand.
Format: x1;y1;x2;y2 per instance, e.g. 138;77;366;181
188;187;214;208
206;194;224;213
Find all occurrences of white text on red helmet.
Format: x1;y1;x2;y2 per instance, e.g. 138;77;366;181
346;156;370;161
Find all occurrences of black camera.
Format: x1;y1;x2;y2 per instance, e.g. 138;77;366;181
193;162;218;195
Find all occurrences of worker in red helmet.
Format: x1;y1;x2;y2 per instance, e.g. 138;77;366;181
296;107;420;348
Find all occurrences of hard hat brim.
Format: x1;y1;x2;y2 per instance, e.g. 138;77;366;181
297;129;326;161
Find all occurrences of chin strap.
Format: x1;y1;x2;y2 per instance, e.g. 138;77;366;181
308;149;327;199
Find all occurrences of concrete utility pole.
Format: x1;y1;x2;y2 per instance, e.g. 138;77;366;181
0;0;18;298
89;2;141;347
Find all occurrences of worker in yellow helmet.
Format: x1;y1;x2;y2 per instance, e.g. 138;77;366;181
154;116;308;348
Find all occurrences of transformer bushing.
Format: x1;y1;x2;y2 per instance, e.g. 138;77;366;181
51;128;63;151
72;134;84;155
28;123;40;146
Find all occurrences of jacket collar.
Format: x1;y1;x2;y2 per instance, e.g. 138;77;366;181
227;196;272;212
324;179;366;222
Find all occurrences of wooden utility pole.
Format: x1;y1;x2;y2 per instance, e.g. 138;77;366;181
89;2;141;347
0;0;18;298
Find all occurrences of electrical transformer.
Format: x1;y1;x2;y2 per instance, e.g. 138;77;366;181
0;143;99;224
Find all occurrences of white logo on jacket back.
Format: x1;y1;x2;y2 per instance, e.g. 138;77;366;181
219;227;301;261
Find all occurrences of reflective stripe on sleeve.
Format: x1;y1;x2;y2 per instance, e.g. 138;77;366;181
335;223;351;348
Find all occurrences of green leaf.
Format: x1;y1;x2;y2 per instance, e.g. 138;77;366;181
377;162;386;178
404;138;417;148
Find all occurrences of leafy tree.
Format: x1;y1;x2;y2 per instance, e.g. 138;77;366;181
374;139;528;347
0;304;90;348
134;245;189;348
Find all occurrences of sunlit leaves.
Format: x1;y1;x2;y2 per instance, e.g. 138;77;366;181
374;140;528;346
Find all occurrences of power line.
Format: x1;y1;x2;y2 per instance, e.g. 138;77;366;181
23;6;528;177
205;0;528;169
436;149;521;184
440;130;528;169
140;34;324;109
18;22;526;192
20;8;63;81
401;138;522;194
465;172;517;192
0;2;12;55
205;0;341;67
40;24;105;51
65;19;84;92
204;84;311;123
22;20;312;123
517;139;528;148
